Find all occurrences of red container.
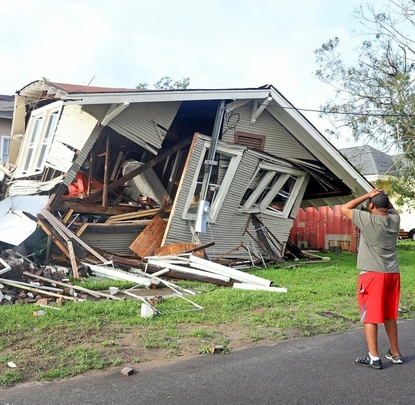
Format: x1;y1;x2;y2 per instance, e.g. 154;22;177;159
290;205;358;252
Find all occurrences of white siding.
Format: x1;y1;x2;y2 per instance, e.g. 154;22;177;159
223;104;314;160
46;105;98;172
108;102;181;152
164;135;308;260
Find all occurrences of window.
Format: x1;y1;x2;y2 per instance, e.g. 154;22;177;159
240;163;306;218
1;136;10;163
14;101;62;177
182;141;242;223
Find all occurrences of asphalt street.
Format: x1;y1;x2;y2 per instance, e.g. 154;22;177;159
1;319;414;405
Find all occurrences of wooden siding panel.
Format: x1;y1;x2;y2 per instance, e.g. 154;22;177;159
77;229;145;255
46;105;98;173
63;128;101;186
164;137;299;260
54;105;98;150
108;102;181;151
223;104;314;160
129;215;167;258
289;173;310;219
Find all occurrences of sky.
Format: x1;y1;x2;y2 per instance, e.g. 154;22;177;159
0;0;386;149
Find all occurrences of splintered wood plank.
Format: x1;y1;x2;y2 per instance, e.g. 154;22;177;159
75;223;89;237
106;206;172;223
67;241;79;279
62;209;74;224
106;208;160;223
37;219;70;258
154;242;205;258
86;137;192;203
55;201;142;216
129;215;166;258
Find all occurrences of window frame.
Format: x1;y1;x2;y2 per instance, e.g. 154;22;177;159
0;135;10;163
182;141;242;224
14;101;62;178
240;162;306;218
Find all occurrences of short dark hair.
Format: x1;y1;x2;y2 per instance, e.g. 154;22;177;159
370;193;389;209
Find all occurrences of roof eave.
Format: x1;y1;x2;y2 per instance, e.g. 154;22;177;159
61;88;272;105
267;86;372;196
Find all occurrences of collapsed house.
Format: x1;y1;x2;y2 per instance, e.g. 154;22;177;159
0;81;371;277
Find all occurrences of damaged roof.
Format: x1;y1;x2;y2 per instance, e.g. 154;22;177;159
14;80;372;208
0;94;14;119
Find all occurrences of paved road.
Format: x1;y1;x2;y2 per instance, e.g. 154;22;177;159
1;319;414;405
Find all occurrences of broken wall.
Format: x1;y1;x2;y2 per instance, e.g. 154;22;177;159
164;134;310;260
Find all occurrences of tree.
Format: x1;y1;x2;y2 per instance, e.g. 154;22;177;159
314;0;415;207
136;76;190;90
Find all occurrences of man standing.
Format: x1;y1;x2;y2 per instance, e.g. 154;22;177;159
341;188;402;369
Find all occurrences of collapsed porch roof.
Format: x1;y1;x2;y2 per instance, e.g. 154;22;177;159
14;80;372;208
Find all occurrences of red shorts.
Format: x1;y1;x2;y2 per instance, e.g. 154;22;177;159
357;272;400;324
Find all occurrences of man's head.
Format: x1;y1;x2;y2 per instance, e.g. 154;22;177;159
369;192;390;210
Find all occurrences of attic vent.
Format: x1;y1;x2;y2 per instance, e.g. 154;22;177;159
234;131;265;150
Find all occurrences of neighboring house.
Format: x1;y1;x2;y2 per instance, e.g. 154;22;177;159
340;145;398;185
0;94;13;164
2;80;371;262
341;145;415;239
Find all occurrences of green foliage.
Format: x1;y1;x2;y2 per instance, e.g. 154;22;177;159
136;82;148;89
314;0;415;206
136;76;190;90
37;348;122;380
1;245;415;385
0;370;22;386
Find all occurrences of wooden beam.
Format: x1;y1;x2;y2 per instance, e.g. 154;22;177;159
67;241;79;279
87;144;95;196
92;247;143;267
40;209;107;263
0;278;78;301
85;137;192;203
46;184;68;212
129;215;167;258
62;209;74;224
55;201;142;216
37;219;71;259
75;223;89;237
23;271;102;299
105;205;171;223
102;133;110;207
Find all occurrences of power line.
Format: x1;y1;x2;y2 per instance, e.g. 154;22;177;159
265;103;413;118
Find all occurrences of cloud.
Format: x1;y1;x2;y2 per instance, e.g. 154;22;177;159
0;0;368;149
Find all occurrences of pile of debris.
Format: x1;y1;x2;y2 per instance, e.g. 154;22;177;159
0;252;125;306
0;244;288;311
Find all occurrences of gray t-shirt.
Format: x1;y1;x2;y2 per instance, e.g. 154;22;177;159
352;209;400;273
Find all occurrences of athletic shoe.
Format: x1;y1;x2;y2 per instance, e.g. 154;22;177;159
355;354;383;369
385;349;403;364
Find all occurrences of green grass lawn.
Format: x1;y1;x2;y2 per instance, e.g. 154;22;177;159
1;242;414;386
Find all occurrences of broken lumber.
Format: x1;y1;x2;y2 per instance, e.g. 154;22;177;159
232;283;287;293
41;209;107;263
22;271;103;299
129;215;166;258
82;263;157;288
146;258;231;283
106;206;172;223
85;137;192;203
0;278;78;301
188;255;272;287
